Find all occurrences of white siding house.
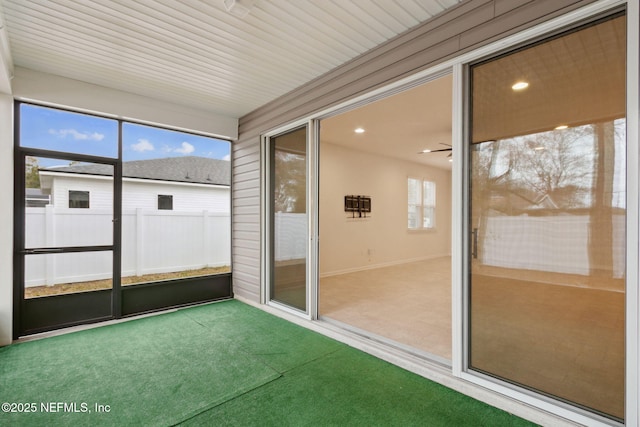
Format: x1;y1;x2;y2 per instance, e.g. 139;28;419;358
38;156;230;212
25;156;232;286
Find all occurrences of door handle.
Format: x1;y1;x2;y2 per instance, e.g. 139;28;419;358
471;228;478;259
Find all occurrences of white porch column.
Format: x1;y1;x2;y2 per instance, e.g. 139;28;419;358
0;94;13;345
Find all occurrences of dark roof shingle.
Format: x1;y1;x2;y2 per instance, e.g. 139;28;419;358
42;156;230;186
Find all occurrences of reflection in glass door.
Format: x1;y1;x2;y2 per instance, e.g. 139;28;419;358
468;14;626;420
268;126;308;312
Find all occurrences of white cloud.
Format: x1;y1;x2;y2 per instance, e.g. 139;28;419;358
49;128;105;141
159;142;196;155
223;154;231;161
174;141;195;155
131;139;154;152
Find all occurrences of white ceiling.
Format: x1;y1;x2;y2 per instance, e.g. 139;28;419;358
321;74;453;170
0;0;463;118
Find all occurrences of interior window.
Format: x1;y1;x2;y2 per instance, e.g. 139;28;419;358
408;178;436;229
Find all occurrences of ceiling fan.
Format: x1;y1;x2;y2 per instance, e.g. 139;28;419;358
418;143;452;158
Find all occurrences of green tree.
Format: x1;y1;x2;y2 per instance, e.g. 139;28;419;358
25;156;41;188
273;150;306;213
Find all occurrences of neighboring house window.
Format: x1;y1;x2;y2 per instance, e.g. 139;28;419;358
69;190;90;209
158;195;173;210
408;178;435;229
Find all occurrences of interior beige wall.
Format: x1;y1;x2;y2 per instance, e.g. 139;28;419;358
319;142;451;276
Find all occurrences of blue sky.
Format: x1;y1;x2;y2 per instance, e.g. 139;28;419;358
21;104;230;167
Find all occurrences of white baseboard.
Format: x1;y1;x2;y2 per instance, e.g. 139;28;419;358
319;253;451;278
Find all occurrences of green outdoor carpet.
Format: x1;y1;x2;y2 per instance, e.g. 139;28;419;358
0;300;536;426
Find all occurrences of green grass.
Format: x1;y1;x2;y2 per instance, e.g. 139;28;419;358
0;300;537;426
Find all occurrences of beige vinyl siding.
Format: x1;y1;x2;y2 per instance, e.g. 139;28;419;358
232;0;600;302
231;136;262;301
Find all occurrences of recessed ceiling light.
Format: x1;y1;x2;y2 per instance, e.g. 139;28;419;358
511;81;529;91
422;149;432;153
555;125;568;130
354;128;365;134
448;158;453;162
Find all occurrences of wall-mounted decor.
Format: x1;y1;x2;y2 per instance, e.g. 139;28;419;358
344;195;371;218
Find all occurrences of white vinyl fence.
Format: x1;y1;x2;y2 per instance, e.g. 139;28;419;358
480;214;625;278
274;213;625;278
25;206;230;287
31;208;620;287
274;212;307;262
272;212;625;279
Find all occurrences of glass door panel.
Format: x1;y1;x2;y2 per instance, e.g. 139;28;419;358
468;15;626;420
269;127;308;312
317;76;453;361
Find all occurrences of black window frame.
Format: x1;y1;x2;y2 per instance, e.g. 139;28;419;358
157;194;173;210
13;100;233;339
68;190;90;209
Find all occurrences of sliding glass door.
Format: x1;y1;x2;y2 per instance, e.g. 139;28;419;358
268;126;308;312
468;14;626;421
316;76;453;361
